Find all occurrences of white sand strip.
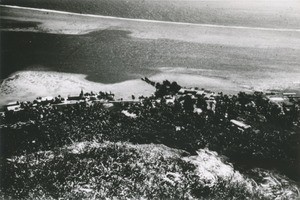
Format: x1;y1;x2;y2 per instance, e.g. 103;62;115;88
1;5;300;33
0;71;155;106
2;5;300;49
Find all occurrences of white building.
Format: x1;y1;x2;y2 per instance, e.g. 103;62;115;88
230;119;251;129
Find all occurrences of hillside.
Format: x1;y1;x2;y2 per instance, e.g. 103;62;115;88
1;80;300;199
1;141;299;199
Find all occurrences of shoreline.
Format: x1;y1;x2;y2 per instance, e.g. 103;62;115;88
1;70;299;107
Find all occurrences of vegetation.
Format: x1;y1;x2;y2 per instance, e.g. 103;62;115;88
0;80;300;199
1;141;298;199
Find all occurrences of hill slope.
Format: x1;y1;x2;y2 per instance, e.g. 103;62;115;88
1;141;299;199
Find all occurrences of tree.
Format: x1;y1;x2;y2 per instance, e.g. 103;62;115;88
170;82;181;94
196;96;207;111
183;95;194;112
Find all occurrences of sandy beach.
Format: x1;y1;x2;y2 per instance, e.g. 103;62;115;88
0;71;156;106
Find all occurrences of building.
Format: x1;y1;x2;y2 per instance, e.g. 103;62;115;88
268;96;285;103
283;93;296;98
41;96;54;102
193;108;203;115
178;88;197;95
230;119;251;130
6;105;22;112
5;102;22;112
165;95;176;105
67;95;83;101
121;110;137;118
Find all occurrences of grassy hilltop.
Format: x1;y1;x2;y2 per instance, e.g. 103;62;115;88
2;141;299;199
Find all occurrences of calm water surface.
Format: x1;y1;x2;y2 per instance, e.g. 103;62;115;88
2;29;300;86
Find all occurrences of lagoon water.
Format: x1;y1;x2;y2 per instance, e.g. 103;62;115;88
1;24;300;87
1;0;300;104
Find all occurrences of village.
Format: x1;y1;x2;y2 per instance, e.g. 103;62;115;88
2;78;299;132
